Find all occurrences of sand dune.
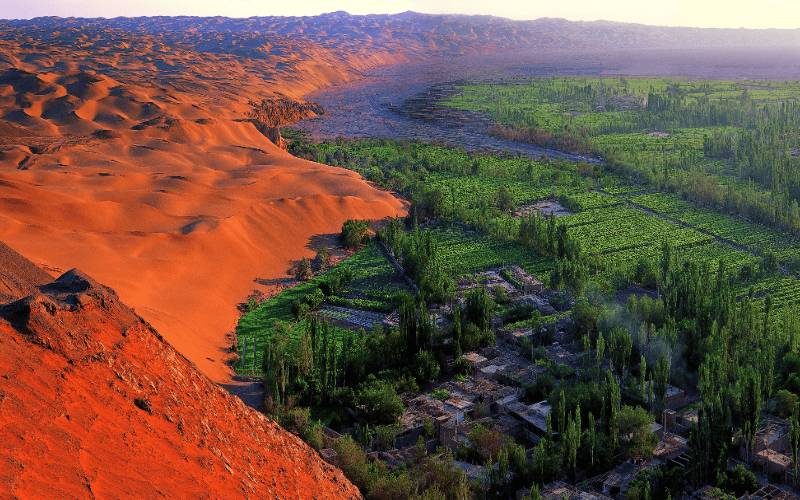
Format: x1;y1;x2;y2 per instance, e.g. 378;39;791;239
0;30;406;382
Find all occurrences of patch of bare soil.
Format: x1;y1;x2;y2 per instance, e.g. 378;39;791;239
515;200;574;218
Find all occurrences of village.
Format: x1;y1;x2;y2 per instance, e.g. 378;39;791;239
307;258;799;500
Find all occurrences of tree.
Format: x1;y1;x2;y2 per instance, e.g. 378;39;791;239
530;413;560;485
790;408;799;488
264;320;291;405
586;411;597;468
608;327;633;383
295;257;312;281
357;377;404;425
452;306;462;359
660;238;672;282
604;370;620;453
465;286;495;332
640;355;648;401
654;355;669;411
596;334;605;371
564;406;581;483
399;292;418;361
688;393;732;487
726;463;759;497
413;350;440;382
340;219;370;250
497;185;516;212
740;365;762;466
618;405;658;459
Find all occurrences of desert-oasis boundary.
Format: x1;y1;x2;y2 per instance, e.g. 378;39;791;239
1;12;800;500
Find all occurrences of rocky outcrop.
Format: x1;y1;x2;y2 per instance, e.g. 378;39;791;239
267;126;288;151
247;98;324;149
249;98;325;128
0;254;361;500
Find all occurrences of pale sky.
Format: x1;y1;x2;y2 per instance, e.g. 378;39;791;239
1;0;799;30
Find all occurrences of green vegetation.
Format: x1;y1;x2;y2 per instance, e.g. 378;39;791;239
442;77;800;239
232;75;800;499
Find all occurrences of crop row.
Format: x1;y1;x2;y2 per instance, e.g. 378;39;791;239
424;224;552;279
630;192;791;248
565;205;713;256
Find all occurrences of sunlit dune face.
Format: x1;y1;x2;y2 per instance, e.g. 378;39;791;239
0;30;407;382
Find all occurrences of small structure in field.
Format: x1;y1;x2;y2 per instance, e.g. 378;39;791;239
503;265;544;294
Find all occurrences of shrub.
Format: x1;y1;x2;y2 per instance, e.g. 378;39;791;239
493;285;510;304
357;378;404;425
315;246;332;270
332;435;371;491
423;418;434;436
296;257;313;280
305;288;325;309
461;321;483;352
726;463;758;497
340;219;370;250
291;299;310;320
775;389;798;419
453;357;471;376
302;420;325;451
634;257;658;288
414;350;441;382
430;389;451;402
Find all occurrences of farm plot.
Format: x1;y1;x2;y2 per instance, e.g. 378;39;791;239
566;205;713;256
425;172;577;210
565;191;624;211
234;244;413;374
424;223;553;279
317;305;389;329
630;193;793;249
334;244;413;312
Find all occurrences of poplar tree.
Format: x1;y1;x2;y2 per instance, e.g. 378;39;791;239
639;355;647;401
604;370;620;453
740;365;763;466
587;411;596;468
596;334;605;371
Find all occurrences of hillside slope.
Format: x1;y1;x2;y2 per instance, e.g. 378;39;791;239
0;263;361;499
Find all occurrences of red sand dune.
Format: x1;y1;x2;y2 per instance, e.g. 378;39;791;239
0;265;360;499
0;30;407;383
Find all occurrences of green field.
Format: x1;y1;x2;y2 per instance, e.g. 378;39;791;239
235;243;414;374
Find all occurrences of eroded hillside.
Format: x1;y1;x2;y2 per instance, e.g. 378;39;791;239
0;259;361;499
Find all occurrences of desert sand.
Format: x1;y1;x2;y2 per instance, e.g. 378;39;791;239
0;28;406;383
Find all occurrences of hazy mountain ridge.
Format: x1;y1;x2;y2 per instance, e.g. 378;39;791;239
3;12;798;65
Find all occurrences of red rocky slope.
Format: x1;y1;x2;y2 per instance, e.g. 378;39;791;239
0;261;360;499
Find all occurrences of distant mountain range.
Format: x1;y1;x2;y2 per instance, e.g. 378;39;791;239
2;12;799;64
